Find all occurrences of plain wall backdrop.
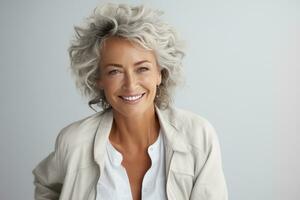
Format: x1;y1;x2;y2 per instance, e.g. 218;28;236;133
0;0;299;199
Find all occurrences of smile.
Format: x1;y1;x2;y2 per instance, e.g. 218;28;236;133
119;93;145;102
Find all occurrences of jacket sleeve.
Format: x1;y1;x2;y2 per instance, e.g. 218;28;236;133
190;121;228;200
32;130;65;200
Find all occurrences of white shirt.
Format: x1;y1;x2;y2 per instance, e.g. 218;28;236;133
96;130;167;200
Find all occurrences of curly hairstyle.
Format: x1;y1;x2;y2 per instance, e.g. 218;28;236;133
68;3;185;111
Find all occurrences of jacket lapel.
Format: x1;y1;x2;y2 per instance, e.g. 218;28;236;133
88;109;113;199
155;106;189;199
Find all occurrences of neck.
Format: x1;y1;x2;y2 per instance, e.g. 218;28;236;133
110;106;160;151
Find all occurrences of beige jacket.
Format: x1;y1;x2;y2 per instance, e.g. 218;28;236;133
32;106;228;200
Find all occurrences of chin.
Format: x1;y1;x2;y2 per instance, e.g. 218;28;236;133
112;103;155;118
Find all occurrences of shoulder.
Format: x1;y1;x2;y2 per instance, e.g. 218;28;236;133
161;106;219;153
55;111;106;150
161;106;216;133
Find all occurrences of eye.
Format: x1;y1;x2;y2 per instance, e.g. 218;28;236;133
108;69;120;75
137;66;149;73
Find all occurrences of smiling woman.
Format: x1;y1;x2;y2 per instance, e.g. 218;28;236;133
97;37;162;118
32;3;228;200
68;3;184;112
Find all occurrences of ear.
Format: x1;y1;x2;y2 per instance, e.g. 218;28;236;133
96;78;104;90
157;67;162;86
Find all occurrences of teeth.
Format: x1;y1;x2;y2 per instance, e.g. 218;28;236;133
122;94;143;101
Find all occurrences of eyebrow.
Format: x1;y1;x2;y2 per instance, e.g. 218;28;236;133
104;60;151;68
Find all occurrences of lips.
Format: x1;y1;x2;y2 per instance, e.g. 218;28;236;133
119;93;145;102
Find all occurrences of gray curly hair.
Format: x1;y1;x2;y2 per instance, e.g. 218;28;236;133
68;3;185;111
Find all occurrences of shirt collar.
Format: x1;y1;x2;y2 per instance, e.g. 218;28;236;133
106;140;123;167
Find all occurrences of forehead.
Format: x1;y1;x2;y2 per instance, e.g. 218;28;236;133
100;37;156;64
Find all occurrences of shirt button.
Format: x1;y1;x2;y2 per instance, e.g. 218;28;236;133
149;147;153;151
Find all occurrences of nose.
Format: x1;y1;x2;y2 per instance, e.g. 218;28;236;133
122;71;137;91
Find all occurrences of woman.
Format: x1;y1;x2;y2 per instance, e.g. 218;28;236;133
32;3;228;200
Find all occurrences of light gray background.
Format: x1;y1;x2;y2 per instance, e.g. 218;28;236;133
0;0;299;199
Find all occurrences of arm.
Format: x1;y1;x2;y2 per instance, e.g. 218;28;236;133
32;131;64;200
190;121;228;200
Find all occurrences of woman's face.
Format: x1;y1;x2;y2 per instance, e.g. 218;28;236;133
97;37;161;117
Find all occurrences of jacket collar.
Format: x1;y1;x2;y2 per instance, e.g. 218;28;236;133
154;105;189;153
93;106;189;166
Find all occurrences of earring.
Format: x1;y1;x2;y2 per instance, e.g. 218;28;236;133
156;85;160;98
99;89;110;107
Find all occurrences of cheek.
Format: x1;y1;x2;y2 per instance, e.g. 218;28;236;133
142;79;158;92
102;78;122;93
147;71;161;86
